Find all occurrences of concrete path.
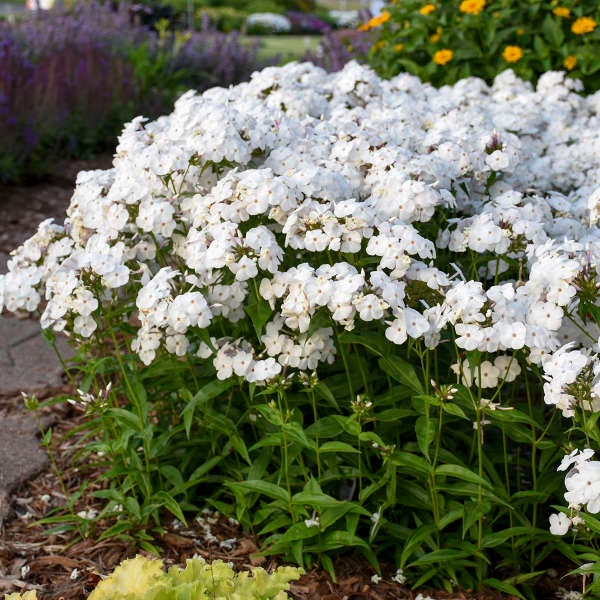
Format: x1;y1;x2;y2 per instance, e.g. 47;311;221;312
0;307;72;518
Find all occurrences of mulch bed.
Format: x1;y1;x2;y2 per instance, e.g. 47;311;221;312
0;157;581;600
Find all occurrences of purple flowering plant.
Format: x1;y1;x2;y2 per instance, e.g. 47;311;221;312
0;2;262;182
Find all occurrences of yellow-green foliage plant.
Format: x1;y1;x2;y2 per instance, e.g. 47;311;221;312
366;0;600;91
3;558;301;600
88;556;302;600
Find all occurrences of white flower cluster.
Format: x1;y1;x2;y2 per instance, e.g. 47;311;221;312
1;62;600;400
245;12;291;33
550;449;600;535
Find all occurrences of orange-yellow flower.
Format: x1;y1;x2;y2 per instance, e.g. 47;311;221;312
502;45;523;62
373;40;386;51
433;48;453;65
563;55;577;70
516;28;525;36
459;0;486;15
420;3;435;15
572;17;596;35
430;27;442;43
552;6;570;18
395;43;404;51
358;10;391;31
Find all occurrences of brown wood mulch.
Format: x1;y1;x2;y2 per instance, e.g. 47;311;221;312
0;157;581;600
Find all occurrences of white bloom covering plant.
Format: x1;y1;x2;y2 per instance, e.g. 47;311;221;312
246;12;292;33
4;61;600;590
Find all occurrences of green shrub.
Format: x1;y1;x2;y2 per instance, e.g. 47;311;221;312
195;0;314;13
366;0;600;90
197;6;247;32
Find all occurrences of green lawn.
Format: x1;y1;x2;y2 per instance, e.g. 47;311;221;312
317;0;367;9
243;34;321;65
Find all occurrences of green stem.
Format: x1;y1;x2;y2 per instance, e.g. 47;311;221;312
110;327;152;496
277;391;294;519
33;412;69;501
311;389;321;481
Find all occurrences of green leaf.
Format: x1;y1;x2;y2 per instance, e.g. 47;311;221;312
185;454;225;486
400;524;438;567
246;286;273;339
319;441;360;454
283;421;315;450
435;464;491;488
541;14;564;47
482;527;548;548
483;578;526;600
408;548;475;567
152;491;187;524
292;491;345;509
442;402;469;420
376;408;416;422
533;35;549;59
258;514;293;535
320;503;365;529
97;520;134;541
313;531;379;572
378;356;423;393
337;330;388;357
124;496;142;520
108;408;143;432
230;435;252;465
390;451;431;475
228;480;291;505
182;378;236;437
264;522;320;552
415;415;435;461
315;381;340;411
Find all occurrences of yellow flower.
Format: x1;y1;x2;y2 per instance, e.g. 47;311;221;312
563;55;577;70
552;7;570;18
395;43;404;51
516;28;525;35
502;45;523;62
373;40;385;51
419;3;435;15
572;17;597;35
433;48;453;65
358;10;391;31
430;26;442;43
459;0;486;15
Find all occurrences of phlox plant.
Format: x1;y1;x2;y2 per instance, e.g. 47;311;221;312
365;0;600;91
5;61;600;596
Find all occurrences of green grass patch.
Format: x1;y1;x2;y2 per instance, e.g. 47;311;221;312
317;0;365;10
243;34;320;64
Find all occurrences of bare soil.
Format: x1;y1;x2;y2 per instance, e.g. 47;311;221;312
0;155;114;255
